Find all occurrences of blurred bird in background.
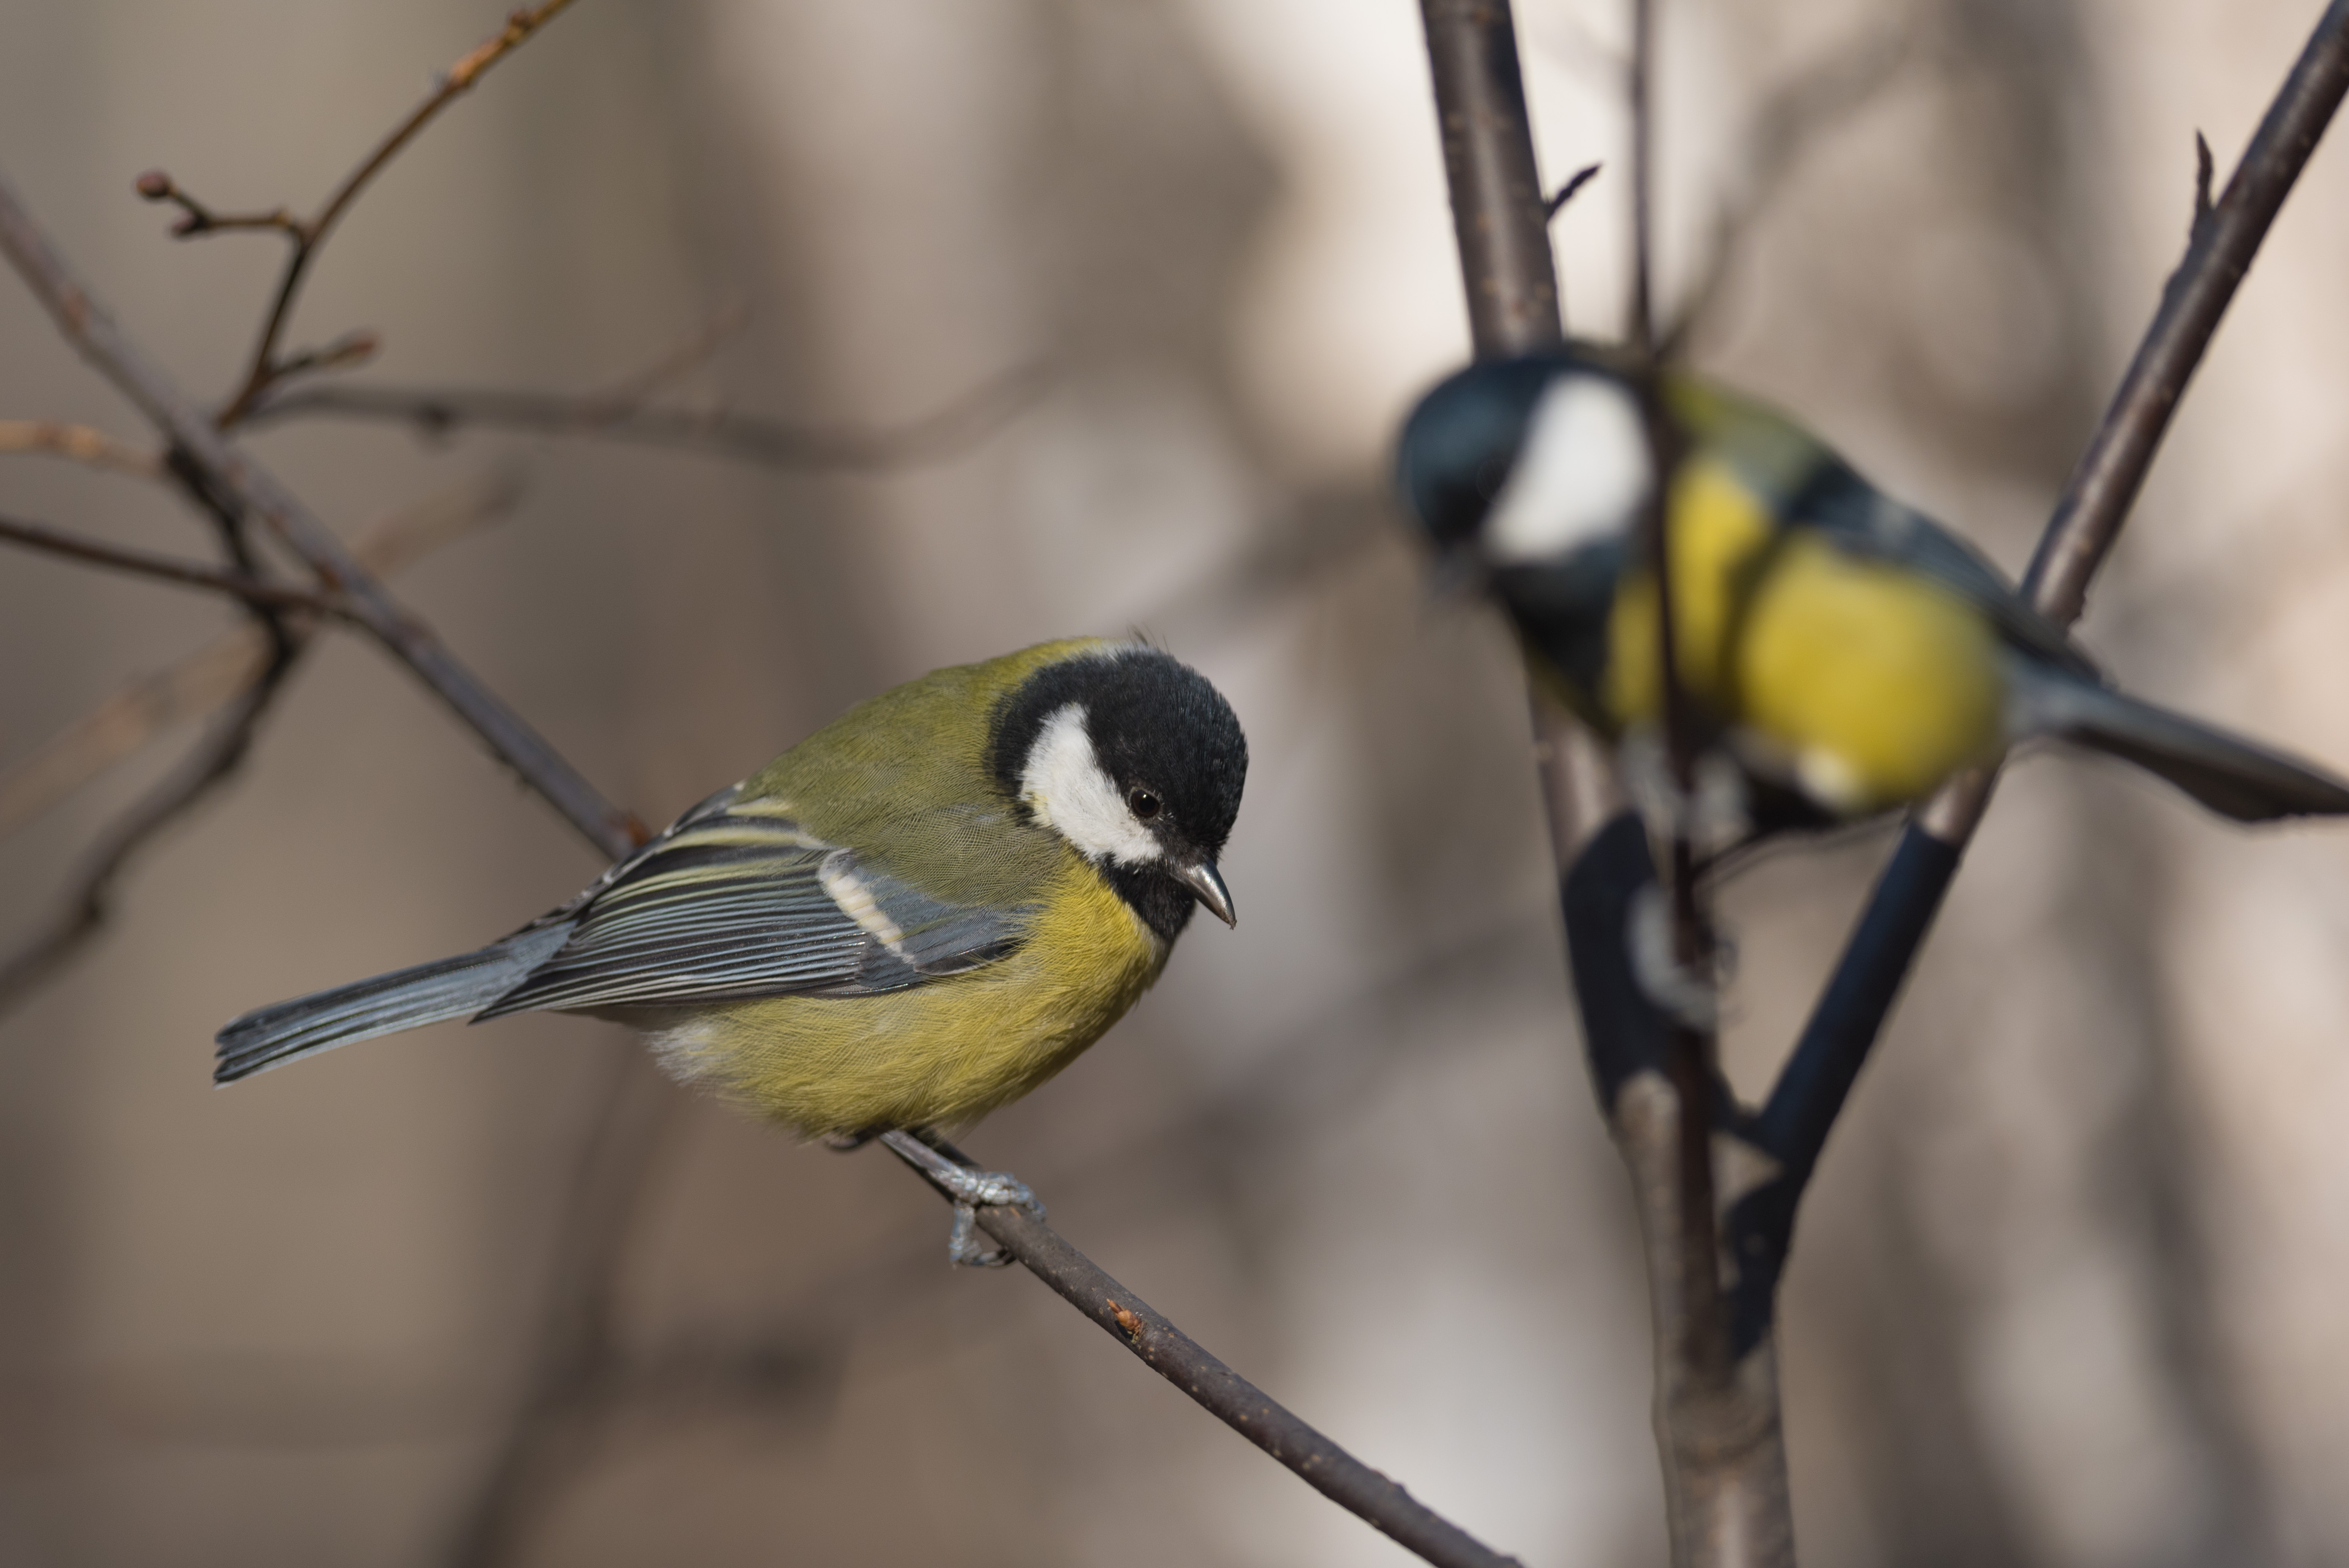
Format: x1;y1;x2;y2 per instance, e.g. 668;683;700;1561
1397;347;2349;849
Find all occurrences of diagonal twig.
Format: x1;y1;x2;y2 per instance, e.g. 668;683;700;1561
883;1133;1525;1568
1727;0;2349;1346
0;511;350;617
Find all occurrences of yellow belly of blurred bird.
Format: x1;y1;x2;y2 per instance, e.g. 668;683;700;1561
636;858;1168;1135
1735;536;2005;812
1600;457;2007;815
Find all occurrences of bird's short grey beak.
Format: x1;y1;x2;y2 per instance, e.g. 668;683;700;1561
1175;860;1236;926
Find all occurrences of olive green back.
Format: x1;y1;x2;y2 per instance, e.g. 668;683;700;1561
740;638;1111;907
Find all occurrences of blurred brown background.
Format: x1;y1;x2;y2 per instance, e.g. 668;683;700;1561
2;1;2347;1564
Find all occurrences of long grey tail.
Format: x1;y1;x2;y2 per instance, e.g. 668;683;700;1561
2012;666;2349;822
214;923;574;1085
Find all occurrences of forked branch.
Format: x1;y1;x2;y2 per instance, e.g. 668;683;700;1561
130;0;581;424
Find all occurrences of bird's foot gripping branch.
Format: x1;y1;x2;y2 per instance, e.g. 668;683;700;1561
882;1131;1045;1268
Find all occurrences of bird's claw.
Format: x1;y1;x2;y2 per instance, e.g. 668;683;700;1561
930;1165;1045;1268
947;1205;1013;1267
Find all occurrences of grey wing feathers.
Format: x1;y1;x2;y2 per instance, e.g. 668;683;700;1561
215;923;574;1084
477;813;1034;1016
215;790;1034;1083
2011;666;2349;822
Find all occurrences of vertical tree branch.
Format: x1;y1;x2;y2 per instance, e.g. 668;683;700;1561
1418;3;1786;1563
1628;0;1659;355
1418;0;1621;859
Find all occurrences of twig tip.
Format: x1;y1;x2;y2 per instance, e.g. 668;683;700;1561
1545;162;1604;220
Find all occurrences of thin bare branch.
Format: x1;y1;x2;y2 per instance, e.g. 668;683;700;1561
0;512;349;617
132;170;303;242
884;1133;1526;1568
0;171;646;861
248;358;1051;472
0;471;520;840
0;419;162;478
173;0;580;425
1629;0;1658;353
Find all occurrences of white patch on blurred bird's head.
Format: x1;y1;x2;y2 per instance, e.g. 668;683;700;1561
1483;373;1653;564
1019;703;1162;866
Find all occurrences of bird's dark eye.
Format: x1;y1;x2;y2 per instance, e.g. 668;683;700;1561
1127;787;1162;821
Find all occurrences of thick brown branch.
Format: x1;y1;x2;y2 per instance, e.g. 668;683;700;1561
883;1133;1525;1568
1421;2;1785;1562
1418;0;1566;360
0;512;348;617
1417;0;1620;863
0;172;644;861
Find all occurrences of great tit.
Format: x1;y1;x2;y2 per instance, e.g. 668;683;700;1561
218;639;1246;1161
1397;347;2349;835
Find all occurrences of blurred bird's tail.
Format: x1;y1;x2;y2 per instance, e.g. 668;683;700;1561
2011;666;2349;822
214;924;573;1085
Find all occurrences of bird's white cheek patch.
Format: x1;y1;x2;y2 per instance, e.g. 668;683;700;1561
1020;704;1159;867
1484;373;1653;564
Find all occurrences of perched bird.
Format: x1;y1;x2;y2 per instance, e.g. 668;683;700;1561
217;639;1246;1259
1397;347;2349;837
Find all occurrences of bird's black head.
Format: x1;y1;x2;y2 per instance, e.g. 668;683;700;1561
1395;347;1651;570
990;645;1248;944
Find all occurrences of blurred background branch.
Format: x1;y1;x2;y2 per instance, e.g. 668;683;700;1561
247;358;1052;473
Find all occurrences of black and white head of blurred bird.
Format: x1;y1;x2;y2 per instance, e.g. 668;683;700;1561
215;639;1247;1263
1396;347;2349;841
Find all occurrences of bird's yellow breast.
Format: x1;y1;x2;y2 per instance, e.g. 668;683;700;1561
1602;457;2007;812
643;853;1168;1136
